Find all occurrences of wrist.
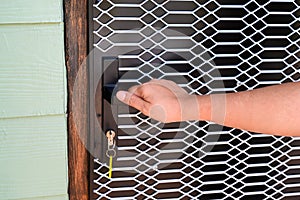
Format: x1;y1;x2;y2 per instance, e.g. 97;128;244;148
195;95;212;121
181;94;212;122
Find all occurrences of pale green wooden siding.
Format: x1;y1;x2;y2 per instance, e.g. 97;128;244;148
0;1;68;200
0;24;66;118
0;0;62;24
19;195;68;200
0;116;68;199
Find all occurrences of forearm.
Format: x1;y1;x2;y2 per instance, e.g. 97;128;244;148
197;82;300;136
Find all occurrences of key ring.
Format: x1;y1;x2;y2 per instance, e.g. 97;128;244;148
105;130;116;178
106;148;116;158
105;130;116;158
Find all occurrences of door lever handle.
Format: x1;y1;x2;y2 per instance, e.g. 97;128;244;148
103;83;116;104
102;57;119;105
102;57;119;153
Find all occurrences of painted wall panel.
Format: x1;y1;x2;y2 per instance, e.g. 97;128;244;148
0;23;66;118
0;115;68;199
0;1;69;199
19;195;68;200
0;0;63;24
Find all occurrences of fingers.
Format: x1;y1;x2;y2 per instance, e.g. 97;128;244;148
148;79;188;95
127;79;186;99
128;85;140;94
116;90;150;115
128;83;153;98
116;79;183;115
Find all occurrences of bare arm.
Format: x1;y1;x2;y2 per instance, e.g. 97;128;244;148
199;81;300;136
116;80;300;136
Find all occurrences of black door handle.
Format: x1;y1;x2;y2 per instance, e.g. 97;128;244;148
103;83;116;104
102;57;119;148
103;57;119;104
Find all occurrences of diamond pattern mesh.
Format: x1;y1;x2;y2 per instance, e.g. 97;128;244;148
91;0;300;199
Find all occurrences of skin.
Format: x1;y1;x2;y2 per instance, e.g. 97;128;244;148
116;79;300;136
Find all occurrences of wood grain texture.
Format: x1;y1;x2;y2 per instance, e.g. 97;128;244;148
64;0;90;199
0;23;67;118
0;0;63;24
0;115;68;200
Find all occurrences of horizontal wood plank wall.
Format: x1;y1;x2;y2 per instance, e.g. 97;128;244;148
20;194;68;200
0;24;66;118
0;0;63;24
0;116;68;199
0;1;68;200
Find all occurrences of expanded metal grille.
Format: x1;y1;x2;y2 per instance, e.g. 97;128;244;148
91;0;300;199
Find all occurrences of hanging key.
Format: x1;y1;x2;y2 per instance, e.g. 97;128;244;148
106;130;116;178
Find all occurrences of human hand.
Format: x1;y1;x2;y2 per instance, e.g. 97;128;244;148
116;79;199;123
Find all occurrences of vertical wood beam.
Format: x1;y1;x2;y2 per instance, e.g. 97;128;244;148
64;0;89;199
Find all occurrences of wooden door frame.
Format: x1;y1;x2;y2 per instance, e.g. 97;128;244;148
64;0;90;199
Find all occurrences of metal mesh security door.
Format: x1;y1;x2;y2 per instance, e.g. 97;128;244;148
90;0;300;199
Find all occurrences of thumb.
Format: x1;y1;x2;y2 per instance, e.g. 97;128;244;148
116;91;150;114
